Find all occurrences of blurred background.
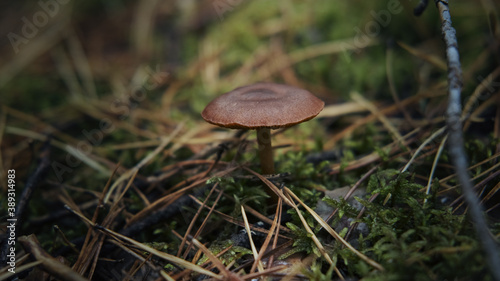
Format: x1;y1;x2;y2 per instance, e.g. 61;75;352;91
1;0;500;280
0;0;475;110
1;0;496;113
1;0;498;181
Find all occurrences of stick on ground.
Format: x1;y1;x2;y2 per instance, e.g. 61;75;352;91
421;1;500;280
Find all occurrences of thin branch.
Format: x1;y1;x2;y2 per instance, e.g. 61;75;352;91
435;1;500;280
18;234;88;281
414;0;429;16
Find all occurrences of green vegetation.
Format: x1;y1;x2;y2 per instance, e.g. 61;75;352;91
1;0;499;280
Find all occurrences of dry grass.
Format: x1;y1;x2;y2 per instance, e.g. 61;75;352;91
1;0;500;280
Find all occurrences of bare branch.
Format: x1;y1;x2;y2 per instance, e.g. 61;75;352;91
435;1;500;280
414;0;429;16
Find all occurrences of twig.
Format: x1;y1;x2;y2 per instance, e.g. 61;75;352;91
64;205;223;279
119;190;198;238
433;1;500;280
414;0;429;16
18;234;88;281
17;141;51;221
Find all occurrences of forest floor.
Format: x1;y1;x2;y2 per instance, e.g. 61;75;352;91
1;1;500;280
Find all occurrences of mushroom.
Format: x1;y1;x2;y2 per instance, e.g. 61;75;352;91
201;82;324;174
201;83;325;174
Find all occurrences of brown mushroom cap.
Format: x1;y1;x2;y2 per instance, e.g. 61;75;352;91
201;83;324;129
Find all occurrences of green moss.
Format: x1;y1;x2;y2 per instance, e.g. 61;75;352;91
303;262;336;281
321;169;493;280
196;239;252;267
3;1;498;280
280;220;322;260
208;175;269;214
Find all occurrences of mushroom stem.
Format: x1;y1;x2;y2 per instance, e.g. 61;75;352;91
256;128;275;174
